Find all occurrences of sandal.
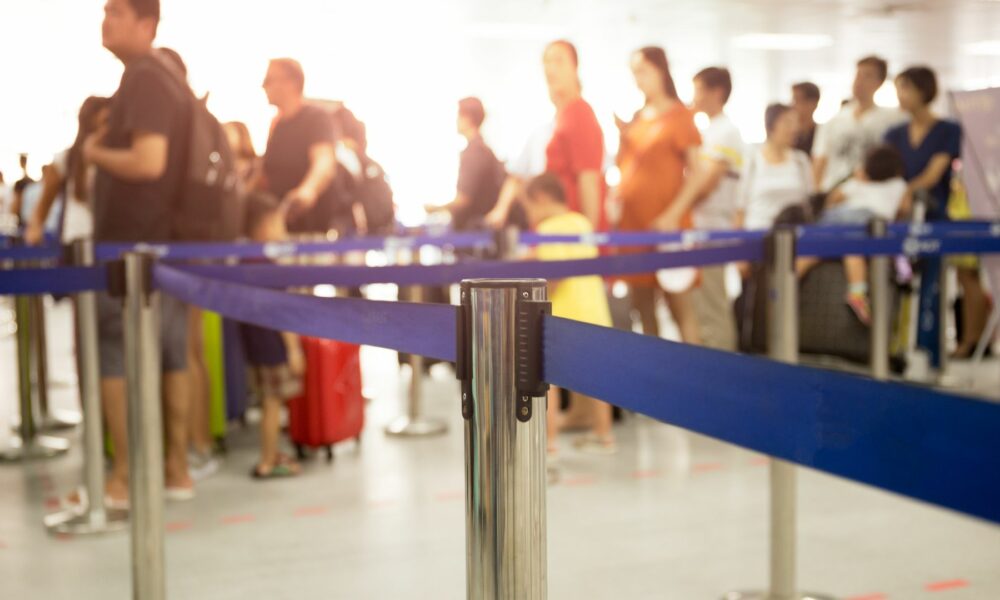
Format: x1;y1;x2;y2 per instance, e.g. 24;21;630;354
250;462;301;480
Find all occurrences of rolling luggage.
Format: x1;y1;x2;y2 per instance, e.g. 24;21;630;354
288;337;364;462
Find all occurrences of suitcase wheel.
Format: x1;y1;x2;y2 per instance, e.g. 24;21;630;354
355;435;362;451
325;446;335;463
295;444;307;461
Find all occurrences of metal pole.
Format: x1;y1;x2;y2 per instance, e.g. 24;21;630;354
462;279;548;600
937;259;951;384
725;228;832;600
385;250;447;437
122;253;166;600
45;240;128;534
1;282;69;461
869;219;891;381
31;294;81;431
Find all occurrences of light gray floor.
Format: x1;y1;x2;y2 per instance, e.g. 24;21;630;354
0;297;999;600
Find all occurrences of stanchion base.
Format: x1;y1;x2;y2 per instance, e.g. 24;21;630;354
0;435;70;462
722;591;838;600
384;416;448;438
44;500;129;536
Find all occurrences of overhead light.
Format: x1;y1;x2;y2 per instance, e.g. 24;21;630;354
963;40;1000;56
732;33;833;51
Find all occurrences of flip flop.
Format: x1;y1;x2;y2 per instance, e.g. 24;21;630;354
250;463;301;480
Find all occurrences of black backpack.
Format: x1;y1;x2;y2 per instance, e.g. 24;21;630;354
355;156;395;234
153;54;245;241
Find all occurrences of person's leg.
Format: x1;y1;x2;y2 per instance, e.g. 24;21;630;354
630;284;660;337
692;265;737;351
795;257;820;278
844;255;872;325
160;295;192;491
664;288;702;345
101;377;129;502
258;394;282;471
186;306;212;456
590;397;614;442
956;267;989;357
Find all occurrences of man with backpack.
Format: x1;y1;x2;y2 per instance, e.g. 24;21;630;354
85;0;194;505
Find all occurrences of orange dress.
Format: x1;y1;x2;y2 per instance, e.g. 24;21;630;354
616;103;701;286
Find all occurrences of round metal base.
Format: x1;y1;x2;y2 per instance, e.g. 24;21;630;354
384;416;448;438
722;591;838;600
45;504;129;536
0;435;70;462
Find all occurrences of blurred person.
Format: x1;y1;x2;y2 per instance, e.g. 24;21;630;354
616;47;702;344
813;56;904;192
223;121;261;190
737;104;814;231
885;65;962;368
791;82;820;156
520;173;616;456
261;58;338;235
241;192;305;479
485;40;605;231
426;97;506;230
86;0;194;505
9;154;35;222
24;96;110;246
947;173;991;359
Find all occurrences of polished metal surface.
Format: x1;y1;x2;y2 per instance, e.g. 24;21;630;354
46;240;128;536
869;220;891;381
30;296;81;431
464;279;547;600
123;253;166;600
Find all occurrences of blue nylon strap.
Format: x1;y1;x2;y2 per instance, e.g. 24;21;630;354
799;234;1000;259
0;267;107;295
543;315;1000;524
0;245;63;262
154;264;458;362
175;240;765;289
520;229;765;247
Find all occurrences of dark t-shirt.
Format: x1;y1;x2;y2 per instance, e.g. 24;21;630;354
263;104;337;234
94;54;190;242
451;136;506;231
795;124;816;156
884;119;962;219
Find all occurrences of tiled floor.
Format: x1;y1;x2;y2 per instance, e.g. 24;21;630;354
0;297;998;599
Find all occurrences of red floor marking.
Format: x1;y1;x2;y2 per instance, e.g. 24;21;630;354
630;470;661;479
749;457;770;467
692;462;726;473
293;506;329;518
367;499;398;509
44;497;60;510
221;514;256;525
434;490;464;502
926;580;969;592
55;533;72;542
845;593;888;600
562;476;598;487
0;541;7;549
165;521;193;533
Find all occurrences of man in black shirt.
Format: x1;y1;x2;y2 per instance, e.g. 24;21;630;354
428;97;506;230
792;81;821;156
84;0;193;504
261;59;338;234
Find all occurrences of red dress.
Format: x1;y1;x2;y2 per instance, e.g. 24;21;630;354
545;97;607;231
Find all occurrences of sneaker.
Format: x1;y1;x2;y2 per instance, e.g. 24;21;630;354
188;451;221;482
573;434;618;455
846;293;871;326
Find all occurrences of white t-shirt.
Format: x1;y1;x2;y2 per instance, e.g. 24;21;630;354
508;121;555;179
813;102;906;191
838;177;907;221
51;149;94;242
739;146;814;231
693;113;744;230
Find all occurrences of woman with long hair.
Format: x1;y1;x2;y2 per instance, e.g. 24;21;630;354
616;46;702;343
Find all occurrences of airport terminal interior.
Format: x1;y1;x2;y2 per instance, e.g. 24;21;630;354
2;0;1000;599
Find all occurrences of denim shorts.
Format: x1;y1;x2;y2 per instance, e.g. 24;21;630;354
97;291;188;378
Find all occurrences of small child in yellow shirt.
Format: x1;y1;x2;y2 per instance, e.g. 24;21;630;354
521;173;617;456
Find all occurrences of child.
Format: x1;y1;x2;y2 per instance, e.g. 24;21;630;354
802;145;907;324
242;192;306;478
521;173;617;456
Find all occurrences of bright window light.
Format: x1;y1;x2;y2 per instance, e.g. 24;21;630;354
732;33;833;51
963;40;1000;56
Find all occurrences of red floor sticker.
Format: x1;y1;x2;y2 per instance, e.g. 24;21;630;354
55;533;72;542
562;476;598;487
630;470;661;479
44;497;60;510
0;541;7;549
293;506;329;518
166;521;193;533
845;594;888;600
926;580;969;592
434;490;464;502
692;462;726;473
221;514;256;525
749;457;770;467
367;499;398;509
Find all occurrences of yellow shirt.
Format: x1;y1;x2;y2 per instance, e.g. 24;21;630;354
536;212;613;327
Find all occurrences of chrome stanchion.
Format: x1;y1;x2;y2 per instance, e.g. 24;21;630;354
1;282;69;461
725;227;833;600
870;219;891;381
45;240;128;534
122;252;166;600
31;294;81;430
459;279;548;600
385;251;448;437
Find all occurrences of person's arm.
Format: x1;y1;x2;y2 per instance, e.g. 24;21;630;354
85;129;168;182
812;156;828;190
577;170;602;227
653;150;727;231
282;331;304;377
24;163;64;245
484;175;523;228
898;152;952;217
283;141;336;215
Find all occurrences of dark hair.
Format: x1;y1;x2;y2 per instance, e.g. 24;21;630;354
863;145;905;182
546;40;579;66
637;46;679;100
525;173;566;205
792;81;820;102
243;191;282;237
458;97;486;129
857;55;889;83
127;0;160;22
897;66;938;104
69;96;110;204
269;58;305;94
223;121;256;161
764;103;794;136
694;66;732;104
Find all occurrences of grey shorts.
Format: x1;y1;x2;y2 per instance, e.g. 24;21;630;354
97;291;188;378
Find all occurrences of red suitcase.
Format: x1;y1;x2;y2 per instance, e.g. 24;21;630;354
288;337;364;462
